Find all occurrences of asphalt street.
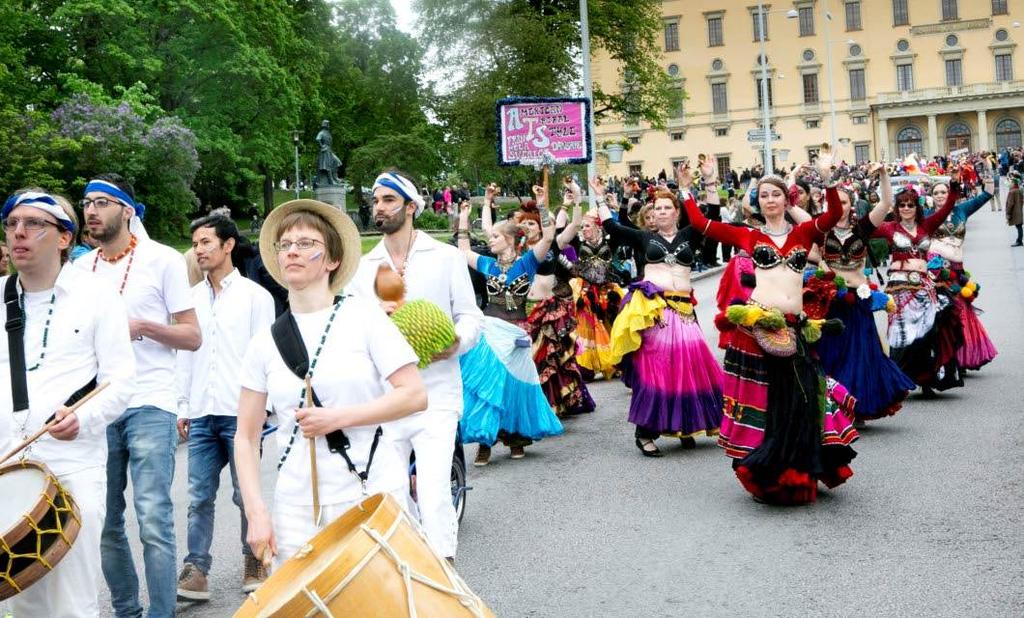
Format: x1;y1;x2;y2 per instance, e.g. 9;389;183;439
102;207;1023;617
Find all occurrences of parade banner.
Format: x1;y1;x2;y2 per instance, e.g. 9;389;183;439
496;97;592;167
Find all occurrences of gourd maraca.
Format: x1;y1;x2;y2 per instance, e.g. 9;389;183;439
375;263;457;368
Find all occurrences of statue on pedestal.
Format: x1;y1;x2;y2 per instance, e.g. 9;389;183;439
315;120;341;187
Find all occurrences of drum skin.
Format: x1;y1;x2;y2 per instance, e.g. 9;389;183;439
0;460;81;600
235;493;494;617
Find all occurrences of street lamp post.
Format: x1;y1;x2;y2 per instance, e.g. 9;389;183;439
291;130;301;199
822;0;838;149
757;1;773;172
579;0;597;208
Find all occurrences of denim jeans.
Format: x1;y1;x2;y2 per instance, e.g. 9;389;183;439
101;406;177;618
184;414;252;574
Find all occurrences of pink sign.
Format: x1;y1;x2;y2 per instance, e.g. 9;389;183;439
497;97;592;166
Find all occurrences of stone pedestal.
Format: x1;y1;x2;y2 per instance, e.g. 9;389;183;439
314;185;346;210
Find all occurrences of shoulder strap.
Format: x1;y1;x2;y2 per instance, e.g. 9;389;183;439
4;276;28;413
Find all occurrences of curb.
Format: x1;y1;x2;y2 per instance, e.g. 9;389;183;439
691;264;726;282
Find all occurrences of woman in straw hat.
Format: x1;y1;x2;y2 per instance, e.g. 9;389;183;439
234;199;427;569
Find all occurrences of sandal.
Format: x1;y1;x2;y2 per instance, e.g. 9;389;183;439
635;438;663;458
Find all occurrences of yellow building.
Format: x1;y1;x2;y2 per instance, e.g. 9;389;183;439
592;0;1024;178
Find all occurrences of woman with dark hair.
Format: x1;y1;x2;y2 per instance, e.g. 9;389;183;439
810;165;916;423
683;154;855;505
926;176;996;372
596;178;724;458
455;194;563;465
871;169;960;392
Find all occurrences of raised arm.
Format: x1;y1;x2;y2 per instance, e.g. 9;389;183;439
868;163;893;229
530;188;556;262
955;188;993;220
457;201;484;270
555;180;583;249
921;175;961;235
682;191;751;248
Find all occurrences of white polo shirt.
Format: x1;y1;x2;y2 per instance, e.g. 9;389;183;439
239;296;418;506
348;232;482;415
0;265;136;475
78;238;194;412
177;269;275;419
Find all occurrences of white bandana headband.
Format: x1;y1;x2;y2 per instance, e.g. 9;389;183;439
372;173;425;217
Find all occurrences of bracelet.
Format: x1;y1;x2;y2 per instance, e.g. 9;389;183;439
457;230;470;238
540;208;553;227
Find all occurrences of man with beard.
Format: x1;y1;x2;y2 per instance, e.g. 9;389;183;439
348;170;482;563
77;173;201;618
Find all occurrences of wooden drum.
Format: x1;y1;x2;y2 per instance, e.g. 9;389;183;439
0;460;81;600
235;493;494;617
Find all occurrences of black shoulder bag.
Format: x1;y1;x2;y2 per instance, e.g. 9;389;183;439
270;307;383;490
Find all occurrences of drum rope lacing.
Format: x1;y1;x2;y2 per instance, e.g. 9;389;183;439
293;511;487;618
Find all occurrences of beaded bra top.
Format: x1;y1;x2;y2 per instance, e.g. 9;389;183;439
577;241;613;284
891;228;932;261
931;219;967;248
822;228;867;269
751;241;808;273
644;233;695;267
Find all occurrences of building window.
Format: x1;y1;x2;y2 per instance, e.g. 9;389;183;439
715;127;729;137
712;58;725;71
849;43;862;57
628;163;643;176
996;28;1010;42
807;147;821;162
752;8;768;41
892;0;909;25
993;0;1008;15
945;34;959;47
854;143;870;163
941;0;958;21
628;136;641;145
849;68;866;100
852;115;868;125
845;1;862;31
996;119;1023;149
945;58;963;86
803;49;816;62
716;156;731;182
707;16;724;47
671;85;685;118
945;122;971;152
803;73;820;104
896;39;910;52
897;64;914;91
671;132;684;141
806;119;820;129
896;126;923;158
712;82;729;114
664;21;680;52
799;7;815;36
996;54;1014;81
755;78;774;107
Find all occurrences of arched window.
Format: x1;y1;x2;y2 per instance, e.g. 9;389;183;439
996;118;1022;150
945;122;971;152
896;126;922;158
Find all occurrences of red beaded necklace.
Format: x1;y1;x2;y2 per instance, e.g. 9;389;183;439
93;234;138;295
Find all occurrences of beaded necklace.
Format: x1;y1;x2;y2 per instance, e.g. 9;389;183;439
92;234;138;295
20;291;56;372
276;299;344;471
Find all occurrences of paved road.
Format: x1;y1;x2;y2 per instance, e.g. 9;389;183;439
103;207;1023;617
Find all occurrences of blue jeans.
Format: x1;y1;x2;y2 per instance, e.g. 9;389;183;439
101;406;177;618
184;415;253;574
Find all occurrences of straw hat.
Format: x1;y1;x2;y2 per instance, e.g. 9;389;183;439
259;199;362;294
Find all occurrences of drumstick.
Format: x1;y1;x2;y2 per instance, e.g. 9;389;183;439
305;376;321;526
0;381;110;465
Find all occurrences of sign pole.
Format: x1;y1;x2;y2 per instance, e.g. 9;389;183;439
580;0;597;209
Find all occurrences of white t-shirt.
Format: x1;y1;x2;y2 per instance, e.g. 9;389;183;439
239;296;418;506
78;239;194;412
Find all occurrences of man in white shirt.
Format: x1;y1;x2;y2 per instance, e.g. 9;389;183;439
0;190;135;617
174;215;275;600
349;170;482;561
77;174;201;618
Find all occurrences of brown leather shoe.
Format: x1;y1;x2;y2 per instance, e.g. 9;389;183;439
177;563;209;601
242;554;268;593
473;445;491;466
510;445;526;459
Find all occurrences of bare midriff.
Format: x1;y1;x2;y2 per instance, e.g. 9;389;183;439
643;262;692;294
750;267;804;315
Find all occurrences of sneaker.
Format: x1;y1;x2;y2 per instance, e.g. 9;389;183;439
473;445;491;466
177;563;209;601
510;445;526;459
242;555;268;593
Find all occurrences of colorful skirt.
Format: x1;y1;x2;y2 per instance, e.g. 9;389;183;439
608;281;723;438
713;253;755;350
810;276;915;420
460;317;563;446
886;272;948;386
525;294;595;418
928;256;997;370
718;304;858;505
570;278;623;377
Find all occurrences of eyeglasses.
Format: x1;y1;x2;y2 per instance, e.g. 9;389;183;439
79;197;123;210
2;217;60;232
273;238;324;252
897;202;917;208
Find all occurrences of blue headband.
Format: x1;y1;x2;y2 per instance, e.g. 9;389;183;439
85;179;146;220
372;173;425;215
2;192;76;232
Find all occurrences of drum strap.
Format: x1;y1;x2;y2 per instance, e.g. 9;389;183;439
271;306;384;490
4;275;28;413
